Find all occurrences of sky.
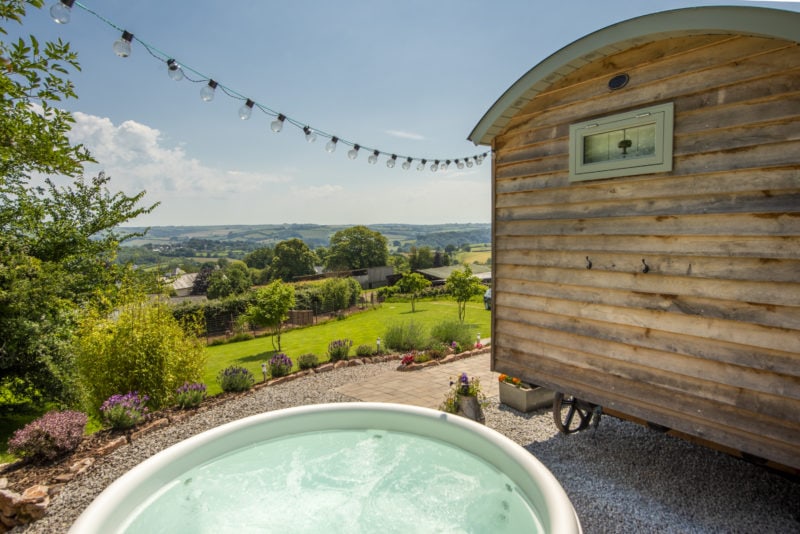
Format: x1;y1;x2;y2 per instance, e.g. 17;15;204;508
10;0;800;227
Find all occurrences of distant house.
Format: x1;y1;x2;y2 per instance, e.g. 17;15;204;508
162;268;198;297
413;264;491;286
293;266;395;289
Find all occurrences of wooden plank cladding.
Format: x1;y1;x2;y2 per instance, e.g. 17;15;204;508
480;15;800;470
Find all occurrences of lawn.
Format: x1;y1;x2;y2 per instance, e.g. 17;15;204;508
204;297;491;395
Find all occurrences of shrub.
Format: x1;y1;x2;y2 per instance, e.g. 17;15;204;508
175;382;207;409
327;339;353;362
427;342;448;359
269;353;293;378
414;352;431;364
430;320;474;349
217;366;255;392
75;299;207;411
101;392;149;430
356;344;374;357
383;321;427;351
7;411;87;462
298;353;319;370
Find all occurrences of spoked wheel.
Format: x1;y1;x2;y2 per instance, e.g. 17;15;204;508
553;392;596;434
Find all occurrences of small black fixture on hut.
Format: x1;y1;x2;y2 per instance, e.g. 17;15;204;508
608;73;629;91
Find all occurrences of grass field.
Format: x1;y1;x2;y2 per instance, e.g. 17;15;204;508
204;297;491;395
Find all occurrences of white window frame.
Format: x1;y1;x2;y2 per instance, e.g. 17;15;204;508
569;102;674;182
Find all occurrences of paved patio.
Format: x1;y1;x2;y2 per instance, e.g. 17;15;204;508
335;351;498;409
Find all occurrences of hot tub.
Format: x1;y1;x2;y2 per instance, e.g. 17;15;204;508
70;403;581;533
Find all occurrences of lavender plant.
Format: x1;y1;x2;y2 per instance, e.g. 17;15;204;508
268;353;293;378
7;411;87;462
327;339;353;362
217;366;255;392
101;392;150;430
175;382;207;409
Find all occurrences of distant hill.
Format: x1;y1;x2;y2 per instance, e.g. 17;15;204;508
118;223;491;250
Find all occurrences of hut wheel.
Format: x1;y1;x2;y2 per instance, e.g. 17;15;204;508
553;392;596;434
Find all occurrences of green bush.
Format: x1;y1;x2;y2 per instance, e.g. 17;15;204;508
430;320;474;349
7;411;87;462
175;382;207;409
298;353;319;370
100;392;149;430
356;344;374;357
228;332;254;343
269;353;293;378
427;342;448;359
75;300;207;412
413;352;431;363
327;339;353;362
217;366;255;392
383;321;427;351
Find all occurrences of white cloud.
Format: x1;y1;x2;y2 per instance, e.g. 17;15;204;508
68;112;293;198
290;184;344;198
385;130;426;141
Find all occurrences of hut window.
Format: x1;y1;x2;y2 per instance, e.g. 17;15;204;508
569;102;673;182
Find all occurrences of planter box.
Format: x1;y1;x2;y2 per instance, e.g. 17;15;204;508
499;381;553;412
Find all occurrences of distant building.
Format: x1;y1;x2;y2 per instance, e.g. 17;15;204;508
413;264;491;286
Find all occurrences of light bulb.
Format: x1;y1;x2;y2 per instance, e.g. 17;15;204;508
113;31;133;58
50;0;74;24
239;99;254;120
386;155;397;168
271;114;285;133
476;155;484;165
347;144;360;160
402;158;412;170
430;161;439;172
166;59;184;81
456;159;465;170
417;160;426;171
466;159;473;168
200;79;217;102
368;150;379;164
303;126;317;143
325;137;338;153
441;160;450;171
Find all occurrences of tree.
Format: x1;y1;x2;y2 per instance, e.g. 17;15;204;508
408;246;434;270
326;226;388;270
445;265;485;323
191;263;215;295
245;280;295;351
206;261;251;299
243;247;274;269
396;272;431;313
388;253;410;274
270;238;316;282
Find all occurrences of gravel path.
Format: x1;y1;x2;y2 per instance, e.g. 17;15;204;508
19;361;800;533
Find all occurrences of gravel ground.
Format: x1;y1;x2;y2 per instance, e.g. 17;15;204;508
18;361;800;533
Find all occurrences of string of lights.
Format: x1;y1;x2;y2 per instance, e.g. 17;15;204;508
48;0;490;172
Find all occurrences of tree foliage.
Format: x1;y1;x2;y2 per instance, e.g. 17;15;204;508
243;246;274;269
396;272;431;313
74;298;206;411
445;265;485;323
270;238;316;282
245;280;295;351
206;261;251;299
326;226;388;270
408;246;434;270
0;1;157;404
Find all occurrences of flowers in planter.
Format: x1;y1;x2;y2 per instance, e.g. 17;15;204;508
175;382;207;409
401;353;415;366
269;353;293;378
440;373;486;415
101;391;150;430
498;374;523;387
